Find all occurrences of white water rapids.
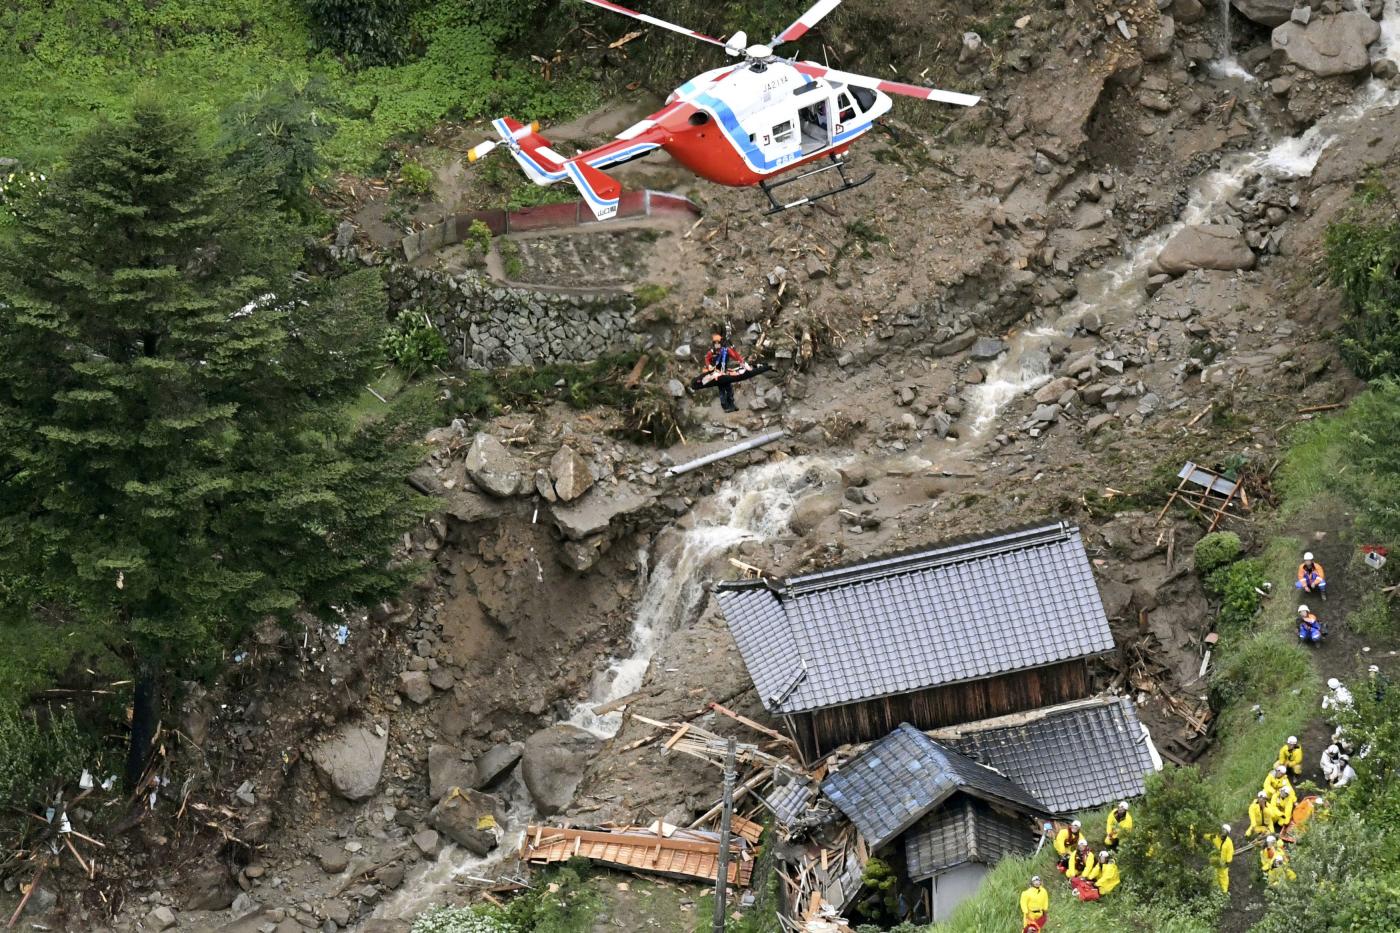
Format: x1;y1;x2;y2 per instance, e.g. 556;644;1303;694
568;455;830;737
967;0;1400;433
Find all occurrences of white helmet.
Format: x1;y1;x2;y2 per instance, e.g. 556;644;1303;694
1274;764;1286;775
1287;736;1298;745
1298;604;1310;614
1257;791;1268;799
1303;552;1314;561
1369;665;1380;674
1274;854;1285;865
1221;823;1231;834
1099;850;1111;861
1328;677;1342;690
1078;838;1090;849
1071;819;1082;830
1266;834;1277;845
1031;875;1042;886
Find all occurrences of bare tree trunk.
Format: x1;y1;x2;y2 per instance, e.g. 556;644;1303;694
124;663;160;792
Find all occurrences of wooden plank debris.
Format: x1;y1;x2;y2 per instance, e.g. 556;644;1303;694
520;824;754;886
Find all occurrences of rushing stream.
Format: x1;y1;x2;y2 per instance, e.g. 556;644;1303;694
374;456;826;921
568;455;830;737
968;0;1400;432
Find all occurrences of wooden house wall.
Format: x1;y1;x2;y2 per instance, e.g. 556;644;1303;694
789;660;1092;762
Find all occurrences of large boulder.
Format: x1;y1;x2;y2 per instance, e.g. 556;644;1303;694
548;484;649;540
1272;12;1381;76
474;742;524;788
1157;225;1256;275
1232;0;1293;26
521;725;602;816
549;446;594;502
463;433;524;498
311;724;388;802
427;788;506;857
788;491;842;536
427;744;478;802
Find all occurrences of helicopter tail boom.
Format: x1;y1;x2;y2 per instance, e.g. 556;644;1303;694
486;117;629;221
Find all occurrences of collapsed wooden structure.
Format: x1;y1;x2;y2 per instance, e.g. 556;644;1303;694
519;822;756;886
1156;460;1250;531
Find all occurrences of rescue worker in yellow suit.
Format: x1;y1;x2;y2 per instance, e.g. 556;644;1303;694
1258;835;1282;874
1247;791;1273;837
1267;853;1296;885
1275;736;1303;780
1094;851;1120;896
1054;819;1082;870
1104;801;1133;849
1019;875;1049;930
1263;764;1289;798
1266;787;1295;832
1208;823;1235;893
1067;838;1098;879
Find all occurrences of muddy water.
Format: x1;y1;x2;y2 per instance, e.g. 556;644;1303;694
967;2;1400;432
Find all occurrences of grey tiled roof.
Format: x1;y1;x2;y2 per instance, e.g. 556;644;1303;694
945;697;1157;814
820;724;1045;850
904;798;1038;882
767;776;818;827
717;522;1113;714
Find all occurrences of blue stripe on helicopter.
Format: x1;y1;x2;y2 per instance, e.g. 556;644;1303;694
491;119;658;183
564;162;617;213
688;88;870;174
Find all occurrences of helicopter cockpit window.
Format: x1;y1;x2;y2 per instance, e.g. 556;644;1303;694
851;86;877;112
772;120;795;143
837;92;856;124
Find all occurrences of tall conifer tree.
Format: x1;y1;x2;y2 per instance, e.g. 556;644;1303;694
0;103;423;787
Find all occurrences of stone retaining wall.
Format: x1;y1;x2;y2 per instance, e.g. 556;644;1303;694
386;267;641;370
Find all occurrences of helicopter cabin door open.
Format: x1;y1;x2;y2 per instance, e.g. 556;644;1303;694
793;82;832;157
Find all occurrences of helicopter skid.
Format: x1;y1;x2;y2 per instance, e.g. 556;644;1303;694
759;154;874;214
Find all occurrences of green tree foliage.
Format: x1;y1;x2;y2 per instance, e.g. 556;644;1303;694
221;78;337;217
1118;767;1221;909
302;0;416;65
1252;810;1400;933
1324;188;1400;378
1333;379;1400;542
0;102;424;787
0;703;91;809
1205;558;1267;631
1193;531;1242;575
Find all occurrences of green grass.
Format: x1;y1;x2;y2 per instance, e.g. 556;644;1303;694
937;849;1215;933
0;1;597;173
1345;589;1396;638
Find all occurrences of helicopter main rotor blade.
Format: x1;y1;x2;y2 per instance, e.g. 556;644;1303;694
772;0;842;46
793;61;981;107
577;0;728;48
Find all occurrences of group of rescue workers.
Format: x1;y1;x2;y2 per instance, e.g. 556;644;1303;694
1018;732;1319;930
1017;803;1132;930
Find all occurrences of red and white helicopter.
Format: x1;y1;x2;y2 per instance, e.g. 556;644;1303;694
467;0;979;219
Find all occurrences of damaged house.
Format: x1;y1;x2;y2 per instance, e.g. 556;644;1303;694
716;522;1161;922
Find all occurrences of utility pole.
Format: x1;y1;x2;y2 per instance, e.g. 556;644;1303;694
712;737;737;933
